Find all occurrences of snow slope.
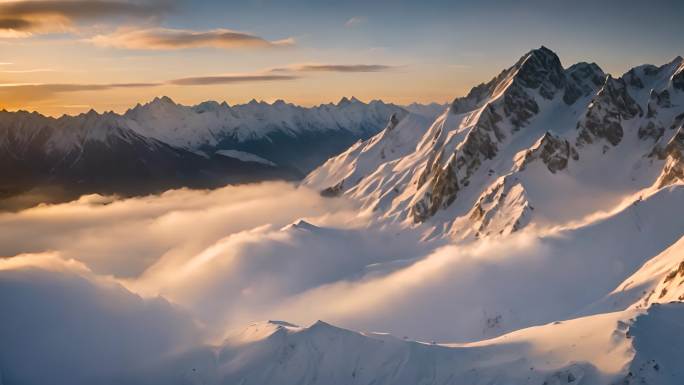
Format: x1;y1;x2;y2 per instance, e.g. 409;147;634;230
305;47;684;240
124;96;404;149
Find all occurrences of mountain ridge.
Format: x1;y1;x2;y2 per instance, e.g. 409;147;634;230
0;97;409;208
305;46;684;240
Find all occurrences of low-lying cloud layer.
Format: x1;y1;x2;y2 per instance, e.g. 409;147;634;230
1;182;684;385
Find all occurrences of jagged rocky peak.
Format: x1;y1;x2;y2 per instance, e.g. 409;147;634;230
511;46;566;99
519;131;578;173
192;100;226;113
451;46;565;115
410;49;567;224
563;62;606;105
577;75;642;147
337;96;364;107
151;95;177;106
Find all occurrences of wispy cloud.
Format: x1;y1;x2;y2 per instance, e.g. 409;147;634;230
0;68;56;74
0;17;34;30
168;74;298;86
0;72;298;104
272;63;396;73
0;82;160;92
0;0;172;36
344;16;366;28
0;82;161;105
89;27;296;50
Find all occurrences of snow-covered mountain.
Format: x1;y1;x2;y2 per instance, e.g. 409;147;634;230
123;96;405;172
2;46;684;385
126;304;684;385
0;98;403;206
0;109;299;206
306;46;684;240
402;102;448;120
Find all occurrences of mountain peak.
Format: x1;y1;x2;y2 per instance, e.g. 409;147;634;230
151;96;176;106
527;45;558;60
337;96;351;106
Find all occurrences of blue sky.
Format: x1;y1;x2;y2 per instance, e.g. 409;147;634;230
1;0;682;115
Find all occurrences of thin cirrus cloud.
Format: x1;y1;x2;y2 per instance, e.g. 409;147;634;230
0;74;297;103
168;74;298;86
344;16;366;27
89;28;296;50
0;61;394;101
0;68;56;74
271;63;396;73
0;0;172;35
0;82;162;104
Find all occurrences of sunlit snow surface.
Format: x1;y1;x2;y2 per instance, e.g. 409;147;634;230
1;50;684;384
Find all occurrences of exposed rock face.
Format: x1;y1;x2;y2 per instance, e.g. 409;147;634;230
305;48;684;240
412;105;503;223
653;128;684;187
512;46;566;100
623;67;648;89
647;89;672;118
451;46;565;117
320;180;344;197
386;113;401;132
468;177;532;237
411;161;460;222
639;121;665;141
672;113;684;131
577;76;643;147
563;62;606;105
673;61;684;91
410;47;567;223
519;132;579;173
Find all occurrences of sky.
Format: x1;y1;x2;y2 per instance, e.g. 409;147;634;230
0;0;683;116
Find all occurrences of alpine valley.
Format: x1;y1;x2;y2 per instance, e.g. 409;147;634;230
2;46;684;385
0;96;406;207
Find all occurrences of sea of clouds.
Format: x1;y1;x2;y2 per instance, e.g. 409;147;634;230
2;182;684;384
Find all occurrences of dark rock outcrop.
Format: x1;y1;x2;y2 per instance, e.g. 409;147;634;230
563;62;606;105
577;76;642;147
520;132;579;173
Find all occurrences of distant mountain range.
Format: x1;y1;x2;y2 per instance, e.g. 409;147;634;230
0;97;413;207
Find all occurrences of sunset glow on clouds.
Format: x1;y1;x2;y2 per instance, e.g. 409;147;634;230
0;0;682;115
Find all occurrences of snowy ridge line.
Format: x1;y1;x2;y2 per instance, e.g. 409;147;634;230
305;46;684;240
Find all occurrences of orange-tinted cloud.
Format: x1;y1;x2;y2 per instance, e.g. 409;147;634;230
89;28;296;50
168;74;298;86
0;0;172;36
271;63;396;73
